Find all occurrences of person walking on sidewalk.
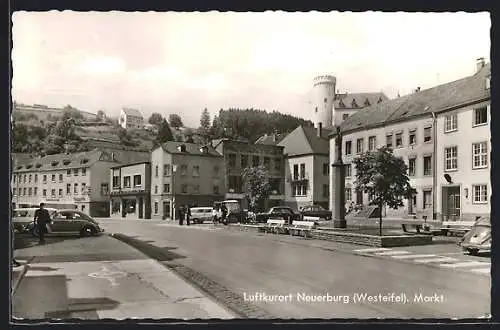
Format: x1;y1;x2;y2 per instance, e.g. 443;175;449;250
34;203;52;244
185;204;191;226
178;204;185;226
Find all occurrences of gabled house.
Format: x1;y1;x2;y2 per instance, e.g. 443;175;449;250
119;108;144;129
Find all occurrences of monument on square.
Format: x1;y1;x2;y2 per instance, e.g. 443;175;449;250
332;127;347;228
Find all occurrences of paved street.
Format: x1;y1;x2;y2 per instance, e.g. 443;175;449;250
100;218;491;319
11;234;235;320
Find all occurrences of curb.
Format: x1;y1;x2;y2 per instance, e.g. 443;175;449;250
11;265;28;297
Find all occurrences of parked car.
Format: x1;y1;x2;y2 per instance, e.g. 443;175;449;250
255;206;301;224
12;208;57;233
25;209;104;237
300;205;332;220
190;207;213;224
459;217;491;255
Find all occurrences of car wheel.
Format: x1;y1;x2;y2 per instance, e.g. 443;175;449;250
467;248;479;256
80;226;96;237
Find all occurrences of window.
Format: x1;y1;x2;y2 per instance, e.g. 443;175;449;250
423;155;432;176
213;166;220;177
123;176;131;188
112;176;120;188
423;190;432;209
23;174;26;183
29;174;32;183
408;158;416;176
67;169;71;176
34;187;37;196
473;142;488;168
343;114;349;120
154;202;159;215
51;174;56;182
82;205;86;213
424;127;432;142
23;188;27;196
228;154;236;168
409;129;417;145
67;184;71;194
181;184;188;194
51;189;56;197
73;168;79;176
345;141;352;155
13;188;16;196
59;174;63;182
293;164;299;180
386;134;393;148
474;107;487;126
163;184;170;193
193;165;200;177
164;164;171;176
444;114;458;132
194;185;200;193
28;187;32;196
155;165;159;177
292;184;307;196
101;183;109;196
80;182;85;194
323;184;329;198
43;175;47;183
213;185;220;194
58;189;63;197
74;183;79;194
346;164;352;178
82;168;87;176
43;189;47;197
252;156;260;167
264;157;270;170
180;165;188;176
345;188;352;201
356;138;364;154
274;158;281;171
300;163;306;179
395;132;403;147
473;185;488;203
323;163;329;176
133;175;142;187
445;146;458;171
154;185;158;194
368;136;377;151
241;155;248;168
324;97;328;103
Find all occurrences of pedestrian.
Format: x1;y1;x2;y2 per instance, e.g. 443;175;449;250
186;204;191;226
221;203;228;225
34;202;52;244
178;204;185;225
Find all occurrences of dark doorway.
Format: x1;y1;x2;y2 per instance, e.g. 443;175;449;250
356;189;363;205
163;201;171;220
138;197;144;219
442;186;460;221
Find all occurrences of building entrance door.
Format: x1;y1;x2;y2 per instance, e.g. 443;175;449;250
138;197;144;219
163;201;171;220
442;186;460;221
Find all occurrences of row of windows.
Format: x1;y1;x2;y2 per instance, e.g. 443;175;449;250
444;107;488;132
152;183;220;195
13;183;88;197
227;154;282;171
113;174;143;189
291;162;330;179
12;168;87;184
154;164;219;178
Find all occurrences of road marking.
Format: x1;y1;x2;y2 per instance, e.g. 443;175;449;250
391;254;437;259
88;266;127;286
414;257;460;264
354;248;390;253
440;261;491;268
469;268;490;274
375;250;410;256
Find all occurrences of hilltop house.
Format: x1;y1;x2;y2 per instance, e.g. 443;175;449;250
119;108;144;130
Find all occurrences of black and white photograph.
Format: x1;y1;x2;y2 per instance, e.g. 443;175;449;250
10;11;491;320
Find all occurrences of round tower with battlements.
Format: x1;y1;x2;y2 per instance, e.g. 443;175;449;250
312;75;336;129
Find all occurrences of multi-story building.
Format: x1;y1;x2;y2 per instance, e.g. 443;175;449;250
278;125;332;210
109;162;151;219
331;58;490;221
150;142;225;220
119;108;144;129
212;139;285;211
12;148;150;216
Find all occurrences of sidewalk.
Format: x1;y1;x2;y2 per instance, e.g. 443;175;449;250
11;234;235;320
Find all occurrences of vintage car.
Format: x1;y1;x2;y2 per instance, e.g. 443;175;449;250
212;200;250;224
459;217;491;255
255;206;301;224
189;207;214;224
12;208;57;233
299;205;332;220
25;209;104;237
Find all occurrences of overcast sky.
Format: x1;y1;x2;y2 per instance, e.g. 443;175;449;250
12;11;490;127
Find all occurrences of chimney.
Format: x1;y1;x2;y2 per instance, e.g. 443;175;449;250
317;122;322;137
476;57;485;72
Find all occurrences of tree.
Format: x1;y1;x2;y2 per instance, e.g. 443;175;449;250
242;165;272;212
168;114;184;128
199;108;211;130
155;119;174;145
61;106;84;122
97;110;106;121
148;113;164;126
353;146;415;236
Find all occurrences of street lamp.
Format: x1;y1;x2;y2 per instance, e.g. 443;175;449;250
172;164;177;221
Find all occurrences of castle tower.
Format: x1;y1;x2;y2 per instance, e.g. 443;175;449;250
312;75;336;128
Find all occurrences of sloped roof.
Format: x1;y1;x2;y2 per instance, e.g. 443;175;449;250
254;133;287;145
334;92;389;109
160;141;222;157
278;125;332;156
339;63;491;134
122;108;143;117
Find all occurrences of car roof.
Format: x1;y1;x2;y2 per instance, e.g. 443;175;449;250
475;217;490;226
